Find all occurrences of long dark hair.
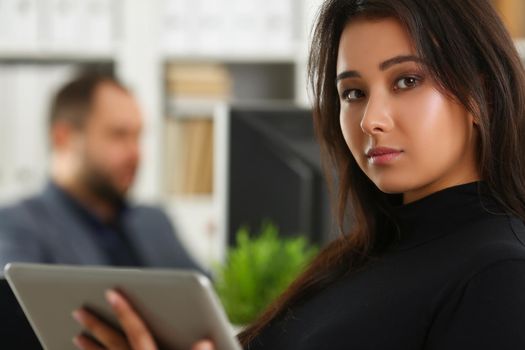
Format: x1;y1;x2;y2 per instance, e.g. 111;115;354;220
239;0;525;345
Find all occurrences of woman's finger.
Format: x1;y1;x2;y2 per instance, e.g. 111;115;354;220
73;334;105;350
192;340;215;350
73;308;130;350
105;289;157;350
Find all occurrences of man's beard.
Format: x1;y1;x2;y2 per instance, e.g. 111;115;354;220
80;165;128;209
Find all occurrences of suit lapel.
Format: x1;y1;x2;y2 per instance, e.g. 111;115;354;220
41;185;109;265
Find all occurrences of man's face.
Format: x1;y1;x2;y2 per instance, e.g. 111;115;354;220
76;83;143;204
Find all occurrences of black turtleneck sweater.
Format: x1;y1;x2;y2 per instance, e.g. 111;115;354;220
247;182;525;349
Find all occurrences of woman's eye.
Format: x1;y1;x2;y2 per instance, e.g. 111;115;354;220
394;76;420;90
342;89;365;102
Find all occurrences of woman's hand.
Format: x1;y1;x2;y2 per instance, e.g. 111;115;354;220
72;289;215;350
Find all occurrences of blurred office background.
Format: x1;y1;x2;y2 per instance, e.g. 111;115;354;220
0;0;523;270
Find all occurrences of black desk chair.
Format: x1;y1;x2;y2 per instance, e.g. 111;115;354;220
0;277;42;349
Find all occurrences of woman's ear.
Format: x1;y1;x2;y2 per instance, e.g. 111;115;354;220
472;114;479;127
471;113;481;129
467;97;482;127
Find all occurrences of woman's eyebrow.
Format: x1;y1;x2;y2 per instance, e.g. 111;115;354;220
336;55;423;83
379;55;422;70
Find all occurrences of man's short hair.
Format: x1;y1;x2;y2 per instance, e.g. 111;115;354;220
49;74;128;129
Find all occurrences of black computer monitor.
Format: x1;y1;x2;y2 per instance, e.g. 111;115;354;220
227;104;334;246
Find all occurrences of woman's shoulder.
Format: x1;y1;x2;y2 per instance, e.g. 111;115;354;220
451;214;525;275
469;213;525;249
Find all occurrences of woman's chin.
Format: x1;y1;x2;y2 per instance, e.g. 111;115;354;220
371;178;414;195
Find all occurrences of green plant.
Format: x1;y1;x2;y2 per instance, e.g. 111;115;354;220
214;222;318;325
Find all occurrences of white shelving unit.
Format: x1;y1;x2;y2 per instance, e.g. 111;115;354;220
0;50;114;62
0;0;325;269
155;0;325;268
0;0;118;205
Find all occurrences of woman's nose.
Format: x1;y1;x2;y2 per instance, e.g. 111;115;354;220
360;92;394;135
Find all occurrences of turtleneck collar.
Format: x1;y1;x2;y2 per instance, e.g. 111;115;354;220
389;181;507;250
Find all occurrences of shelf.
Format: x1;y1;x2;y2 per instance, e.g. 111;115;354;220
163;50;299;64
0;49;115;63
166;98;308;120
166;97;225;118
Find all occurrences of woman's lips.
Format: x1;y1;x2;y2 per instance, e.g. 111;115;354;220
366;147;403;165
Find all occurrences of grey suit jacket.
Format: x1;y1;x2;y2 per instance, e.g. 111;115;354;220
0;183;204;274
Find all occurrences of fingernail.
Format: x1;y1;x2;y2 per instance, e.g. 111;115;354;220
72;310;84;324
72;336;81;347
195;341;214;350
105;289;119;306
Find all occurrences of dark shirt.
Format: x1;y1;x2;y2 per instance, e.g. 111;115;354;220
247;182;525;349
50;182;142;266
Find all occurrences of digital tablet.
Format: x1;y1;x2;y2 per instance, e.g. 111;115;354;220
4;263;243;350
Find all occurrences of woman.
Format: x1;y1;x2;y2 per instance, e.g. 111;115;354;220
73;0;525;349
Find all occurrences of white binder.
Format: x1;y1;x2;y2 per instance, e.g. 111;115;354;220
82;0;114;53
0;0;40;51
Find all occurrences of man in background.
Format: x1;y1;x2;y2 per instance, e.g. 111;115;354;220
0;74;203;271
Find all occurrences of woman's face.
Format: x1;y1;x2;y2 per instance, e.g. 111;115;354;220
336;18;480;204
